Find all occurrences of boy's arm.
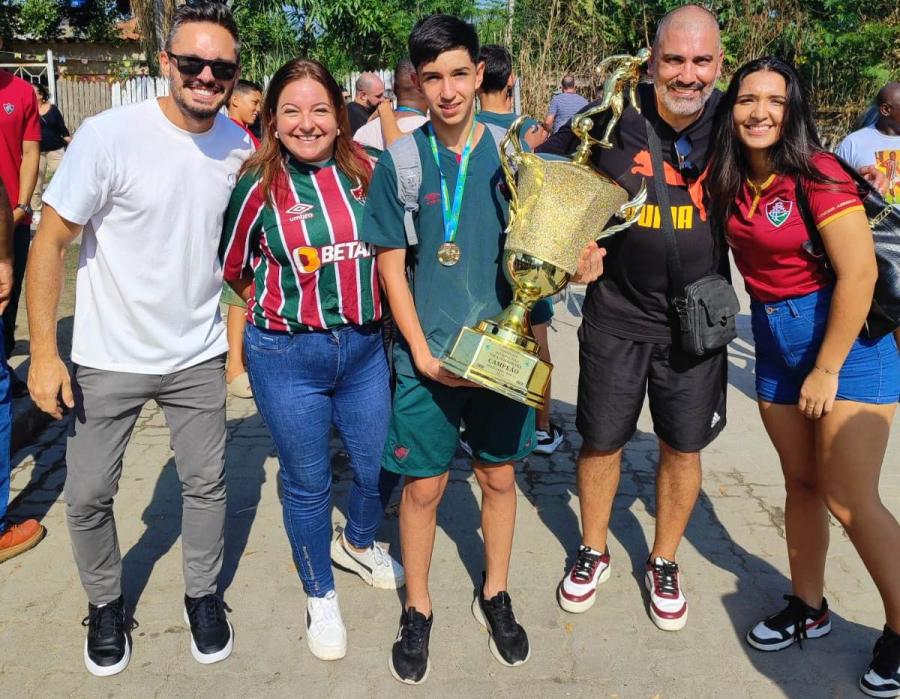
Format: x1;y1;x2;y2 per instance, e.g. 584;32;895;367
377;247;472;387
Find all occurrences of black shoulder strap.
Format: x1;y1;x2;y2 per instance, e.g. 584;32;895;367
645;119;684;296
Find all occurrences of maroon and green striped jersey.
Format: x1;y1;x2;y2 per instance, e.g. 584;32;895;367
220;157;381;332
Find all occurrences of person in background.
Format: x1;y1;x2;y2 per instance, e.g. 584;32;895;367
220;57;403;663
0;177;45;563
708;56;900;699
543;74;587;134
0;52;40;394
222;77;263;398
29;83;71;225
347;71;385;135
227;78;262;146
474;44;562;454
835;81;900;207
355;58;428;153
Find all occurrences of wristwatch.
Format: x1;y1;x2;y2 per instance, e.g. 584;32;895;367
15;204;33;216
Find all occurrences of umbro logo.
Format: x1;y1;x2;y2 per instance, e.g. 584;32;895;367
285;202;314;221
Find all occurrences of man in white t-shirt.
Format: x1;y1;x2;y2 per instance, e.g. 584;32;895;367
353;58;428;152
26;1;252;678
836;82;900;207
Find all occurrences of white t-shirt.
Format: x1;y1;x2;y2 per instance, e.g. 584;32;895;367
43;99;253;374
835;125;900;206
353;113;428;151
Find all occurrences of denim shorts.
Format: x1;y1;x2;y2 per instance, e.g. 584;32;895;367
750;287;900;404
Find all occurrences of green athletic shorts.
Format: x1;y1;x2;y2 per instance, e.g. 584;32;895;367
221;282;246;308
384;371;536;477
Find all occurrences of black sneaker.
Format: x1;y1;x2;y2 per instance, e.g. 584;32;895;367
184;594;233;664
746;595;830;652
860;626;900;698
389;607;432;685
472;583;530;667
82;595;130;677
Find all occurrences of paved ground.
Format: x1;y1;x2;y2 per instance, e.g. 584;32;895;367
0;267;897;697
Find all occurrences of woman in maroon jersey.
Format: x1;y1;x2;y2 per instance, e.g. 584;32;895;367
220;59;403;662
709;57;900;696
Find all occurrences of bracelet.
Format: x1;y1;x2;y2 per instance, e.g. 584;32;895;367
814;364;840;376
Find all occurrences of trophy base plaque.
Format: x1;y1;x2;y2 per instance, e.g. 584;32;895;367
442;314;551;410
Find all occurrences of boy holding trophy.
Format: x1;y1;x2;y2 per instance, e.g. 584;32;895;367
362;14;602;684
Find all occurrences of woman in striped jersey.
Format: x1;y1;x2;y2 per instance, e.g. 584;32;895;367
220;58;404;662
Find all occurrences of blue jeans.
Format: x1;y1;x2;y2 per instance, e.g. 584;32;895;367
751;287;900;404
0;318;11;533
245;322;391;597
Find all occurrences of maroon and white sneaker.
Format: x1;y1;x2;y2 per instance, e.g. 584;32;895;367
645;556;688;631
747;595;831;652
557;545;610;613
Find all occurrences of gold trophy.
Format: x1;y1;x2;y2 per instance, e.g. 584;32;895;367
440;52;649;409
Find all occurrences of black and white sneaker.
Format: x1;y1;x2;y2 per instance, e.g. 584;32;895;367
472;583;530;667
183;594;233;664
533;423;564;455
389;607;433;685
860;626;900;698
82;595;130;677
746;595;830;652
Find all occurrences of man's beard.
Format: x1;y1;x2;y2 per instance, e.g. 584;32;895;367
170;77;230;120
656;78;715;117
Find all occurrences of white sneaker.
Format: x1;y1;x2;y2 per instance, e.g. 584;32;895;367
331;530;405;590
645;556;688;631
533;423;564;455
557;545;611;613
306;590;347;660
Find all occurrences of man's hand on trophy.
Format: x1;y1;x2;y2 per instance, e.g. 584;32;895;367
571;242;607;284
417;354;479;388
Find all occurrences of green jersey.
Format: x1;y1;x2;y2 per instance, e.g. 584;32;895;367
361;125;513;374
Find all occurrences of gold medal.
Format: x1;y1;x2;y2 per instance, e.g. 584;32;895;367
437;242;461;266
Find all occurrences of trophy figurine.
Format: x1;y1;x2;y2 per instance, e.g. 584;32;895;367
441;51;649;409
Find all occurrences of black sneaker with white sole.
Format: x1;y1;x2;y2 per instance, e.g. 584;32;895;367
472;584;530;667
860;625;900;698
746;595;830;651
184;594;233;664
389;607;433;685
82;595;130;677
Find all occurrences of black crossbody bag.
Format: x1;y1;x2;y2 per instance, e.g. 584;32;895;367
645;120;739;356
794;155;900;339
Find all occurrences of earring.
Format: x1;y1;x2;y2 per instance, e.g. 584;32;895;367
336;128;341;135
274;132;280;139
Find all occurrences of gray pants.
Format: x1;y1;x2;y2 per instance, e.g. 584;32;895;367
65;355;227;605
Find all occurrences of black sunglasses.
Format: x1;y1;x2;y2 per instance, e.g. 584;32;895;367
673;133;700;181
167;52;238;81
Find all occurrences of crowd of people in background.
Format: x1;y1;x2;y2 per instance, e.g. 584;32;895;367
0;1;898;695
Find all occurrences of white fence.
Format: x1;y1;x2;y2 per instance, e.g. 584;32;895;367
111;76;170;107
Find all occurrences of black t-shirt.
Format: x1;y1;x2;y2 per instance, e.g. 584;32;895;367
347;101;375;135
40;104;69;152
538;83;723;343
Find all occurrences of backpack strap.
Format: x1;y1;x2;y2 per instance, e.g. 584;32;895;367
482;122;517;164
385;133;422;247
